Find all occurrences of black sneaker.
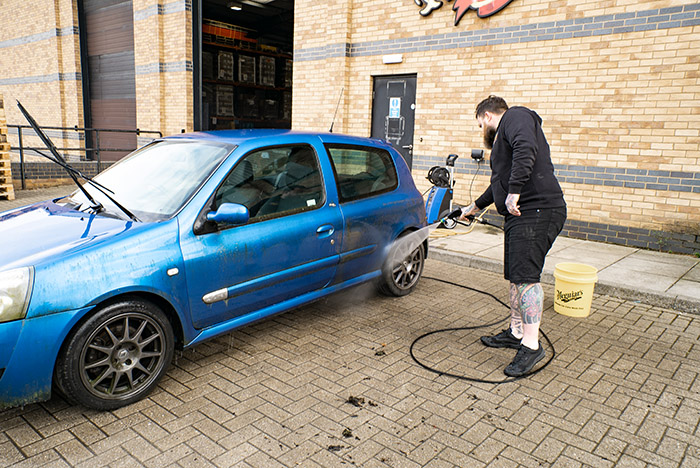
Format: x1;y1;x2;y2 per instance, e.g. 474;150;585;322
504;343;545;377
480;329;521;349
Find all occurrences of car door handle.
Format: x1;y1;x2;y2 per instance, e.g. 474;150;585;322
316;224;335;238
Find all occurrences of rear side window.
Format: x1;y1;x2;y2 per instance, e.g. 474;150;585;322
325;144;398;202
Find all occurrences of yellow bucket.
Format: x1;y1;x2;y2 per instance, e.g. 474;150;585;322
553;263;598;317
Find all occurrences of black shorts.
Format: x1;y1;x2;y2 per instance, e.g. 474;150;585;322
504;206;567;284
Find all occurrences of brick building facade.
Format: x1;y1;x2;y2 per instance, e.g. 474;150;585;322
0;0;698;253
294;0;700;254
0;0;190;149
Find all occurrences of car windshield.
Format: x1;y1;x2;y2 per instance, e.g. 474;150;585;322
66;140;234;221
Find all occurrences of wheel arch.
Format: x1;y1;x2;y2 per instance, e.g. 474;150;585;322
54;291;186;377
51;291;181;409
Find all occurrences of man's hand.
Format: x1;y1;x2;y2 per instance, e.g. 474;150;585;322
506;193;521;216
458;203;479;221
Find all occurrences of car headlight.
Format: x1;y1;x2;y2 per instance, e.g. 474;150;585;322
0;267;34;323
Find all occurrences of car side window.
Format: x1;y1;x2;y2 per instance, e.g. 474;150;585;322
325;144;398;202
214;145;325;222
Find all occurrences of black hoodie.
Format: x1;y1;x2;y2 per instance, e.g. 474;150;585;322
474;106;565;216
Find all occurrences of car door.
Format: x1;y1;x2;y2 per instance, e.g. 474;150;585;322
180;143;342;330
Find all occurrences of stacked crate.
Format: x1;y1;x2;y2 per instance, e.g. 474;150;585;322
0;94;15;200
201;18;293;129
259;56;275;87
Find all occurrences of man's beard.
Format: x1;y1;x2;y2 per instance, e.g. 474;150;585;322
483;126;497;149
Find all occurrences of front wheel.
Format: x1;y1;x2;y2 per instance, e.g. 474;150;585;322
55;299;174;410
377;236;426;297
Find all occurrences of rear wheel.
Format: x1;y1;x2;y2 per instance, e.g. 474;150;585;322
55;299;174;410
378;236;425;297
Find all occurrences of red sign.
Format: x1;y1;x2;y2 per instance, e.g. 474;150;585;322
415;0;516;25
454;0;516;23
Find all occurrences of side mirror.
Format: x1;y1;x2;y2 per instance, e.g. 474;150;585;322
206;203;250;226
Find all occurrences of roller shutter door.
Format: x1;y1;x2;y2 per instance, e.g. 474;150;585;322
84;0;137;160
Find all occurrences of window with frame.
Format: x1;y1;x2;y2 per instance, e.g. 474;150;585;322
326;145;398;202
214;145;325;221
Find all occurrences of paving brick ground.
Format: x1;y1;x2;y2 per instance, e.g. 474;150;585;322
1;260;699;467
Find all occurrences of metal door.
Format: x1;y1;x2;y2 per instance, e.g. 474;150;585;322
371;75;416;168
81;0;137;160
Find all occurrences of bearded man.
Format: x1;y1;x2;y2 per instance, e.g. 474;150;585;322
460;95;567;377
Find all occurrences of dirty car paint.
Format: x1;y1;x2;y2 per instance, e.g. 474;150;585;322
0;130;426;409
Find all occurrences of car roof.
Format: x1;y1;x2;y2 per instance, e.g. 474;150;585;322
163;129;391;149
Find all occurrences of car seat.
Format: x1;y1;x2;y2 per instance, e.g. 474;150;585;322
257;148;322;216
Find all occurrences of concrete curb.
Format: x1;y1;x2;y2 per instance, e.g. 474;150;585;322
429;247;700;315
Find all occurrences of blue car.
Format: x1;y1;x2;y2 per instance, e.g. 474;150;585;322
0;130;427;410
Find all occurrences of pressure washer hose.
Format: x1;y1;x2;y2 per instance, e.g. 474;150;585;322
410;276;556;384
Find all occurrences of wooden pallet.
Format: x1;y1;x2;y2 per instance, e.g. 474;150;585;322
0;94;13;200
0;157;13;201
0;183;14;200
0;143;13;201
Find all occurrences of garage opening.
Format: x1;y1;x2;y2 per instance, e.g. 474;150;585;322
195;0;294;131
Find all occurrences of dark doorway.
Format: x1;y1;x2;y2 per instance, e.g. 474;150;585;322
80;0;137;160
371;75;416;168
194;0;294;131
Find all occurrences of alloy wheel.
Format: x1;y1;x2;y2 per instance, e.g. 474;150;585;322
79;312;168;401
392;244;425;291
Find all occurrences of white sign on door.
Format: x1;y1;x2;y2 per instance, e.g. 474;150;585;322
389;97;401;118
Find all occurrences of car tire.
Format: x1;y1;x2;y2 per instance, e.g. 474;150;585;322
54;299;174;410
377;234;425;297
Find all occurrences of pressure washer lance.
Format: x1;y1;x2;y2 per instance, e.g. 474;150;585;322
439;206;504;231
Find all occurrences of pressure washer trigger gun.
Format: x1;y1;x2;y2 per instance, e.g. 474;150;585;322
446;207;467;221
439;207;474;227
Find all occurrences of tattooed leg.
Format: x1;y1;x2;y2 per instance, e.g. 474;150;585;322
509;283;524;339
513;282;543;350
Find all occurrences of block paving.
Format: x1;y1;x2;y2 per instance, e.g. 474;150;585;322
1;260;699;467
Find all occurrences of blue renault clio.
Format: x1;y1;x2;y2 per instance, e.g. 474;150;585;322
0;129;427;410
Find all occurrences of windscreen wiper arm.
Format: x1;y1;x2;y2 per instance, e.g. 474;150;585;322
30;147;140;222
17;101;102;210
16;101;140;222
31;147;112;193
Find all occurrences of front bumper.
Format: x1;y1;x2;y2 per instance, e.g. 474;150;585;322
0;307;92;408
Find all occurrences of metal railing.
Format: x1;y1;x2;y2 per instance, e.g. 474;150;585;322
8;125;162;189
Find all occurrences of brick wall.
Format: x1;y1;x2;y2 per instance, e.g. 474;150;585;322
133;0;193;137
0;0;189;189
292;0;352;134
10;161;114;190
0;0;190;159
0;0;83;160
1;0;697;253
294;1;700;254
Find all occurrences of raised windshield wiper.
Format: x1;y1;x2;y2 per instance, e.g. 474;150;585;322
17;101;140;222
